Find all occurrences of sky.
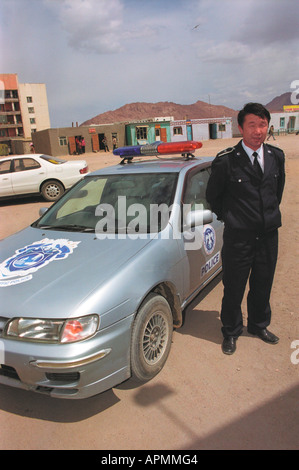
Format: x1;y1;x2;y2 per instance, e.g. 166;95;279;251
1;0;299;127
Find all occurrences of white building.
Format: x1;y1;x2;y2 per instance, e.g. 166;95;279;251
269;111;299;134
171;117;232;142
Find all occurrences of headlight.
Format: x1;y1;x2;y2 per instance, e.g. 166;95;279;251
5;315;99;343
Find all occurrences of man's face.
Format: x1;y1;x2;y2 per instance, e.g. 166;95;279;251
238;113;269;150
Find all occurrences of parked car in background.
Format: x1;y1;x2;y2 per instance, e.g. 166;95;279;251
0;154;89;201
0;153;223;399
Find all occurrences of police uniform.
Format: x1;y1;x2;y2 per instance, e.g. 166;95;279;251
206;140;285;339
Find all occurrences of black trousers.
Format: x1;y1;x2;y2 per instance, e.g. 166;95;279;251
220;228;278;338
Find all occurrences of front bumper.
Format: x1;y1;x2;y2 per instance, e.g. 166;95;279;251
0;314;133;399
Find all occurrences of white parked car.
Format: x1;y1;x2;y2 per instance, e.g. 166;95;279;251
0;154;89;201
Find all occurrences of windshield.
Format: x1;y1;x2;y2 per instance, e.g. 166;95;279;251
33;172;178;234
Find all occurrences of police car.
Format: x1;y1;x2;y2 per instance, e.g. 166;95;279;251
0;142;223;399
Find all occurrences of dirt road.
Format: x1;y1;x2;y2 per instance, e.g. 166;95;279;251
0;135;298;450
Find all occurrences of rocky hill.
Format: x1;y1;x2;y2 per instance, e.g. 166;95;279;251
265;92;292;111
80;100;238;126
80;93;293;126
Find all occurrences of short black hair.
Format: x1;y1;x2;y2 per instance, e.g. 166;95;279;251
238;102;271;127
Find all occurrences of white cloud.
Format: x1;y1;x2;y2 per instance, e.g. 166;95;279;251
44;0;124;53
196;40;251;64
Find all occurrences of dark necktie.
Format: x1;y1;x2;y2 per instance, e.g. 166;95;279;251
252;152;263;178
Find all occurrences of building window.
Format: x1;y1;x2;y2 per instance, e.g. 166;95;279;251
136;126;147;140
28;107;35;114
30;118;36;124
280;117;285;128
218;124;226;131
27;96;33;103
173;126;183;135
59;136;67;146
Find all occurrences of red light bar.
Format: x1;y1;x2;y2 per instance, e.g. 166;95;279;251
114;141;202;162
156;141;202;155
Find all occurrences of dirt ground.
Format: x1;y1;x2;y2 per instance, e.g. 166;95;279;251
0;135;298;450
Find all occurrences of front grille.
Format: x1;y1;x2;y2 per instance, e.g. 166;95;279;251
45;372;80;383
0;364;20;381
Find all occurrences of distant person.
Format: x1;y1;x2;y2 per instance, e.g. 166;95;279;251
267;125;276;140
102;136;109;152
206;102;285;355
81;137;86;153
76;136;82;154
112;137;118;150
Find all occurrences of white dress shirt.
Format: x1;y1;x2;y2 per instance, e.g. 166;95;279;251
242;141;264;172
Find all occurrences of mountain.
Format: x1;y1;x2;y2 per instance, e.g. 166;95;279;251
80;100;237;126
265;92;292;111
80;93;293;126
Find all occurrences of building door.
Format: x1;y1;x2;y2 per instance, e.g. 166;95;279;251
288;116;296;132
91;134;99;151
160;128;167;142
68;136;76;155
98;133;106;150
187;124;193;140
209;123;217;139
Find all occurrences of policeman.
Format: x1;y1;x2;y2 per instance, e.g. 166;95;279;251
206;103;285;354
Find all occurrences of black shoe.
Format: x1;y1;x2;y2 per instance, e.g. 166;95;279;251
222;337;237;355
247;327;279;344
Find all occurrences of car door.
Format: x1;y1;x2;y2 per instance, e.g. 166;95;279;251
0;159;14;196
11;157;45;195
182;166;223;297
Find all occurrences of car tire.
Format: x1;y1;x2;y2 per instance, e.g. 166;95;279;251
131;293;173;382
41;180;64;201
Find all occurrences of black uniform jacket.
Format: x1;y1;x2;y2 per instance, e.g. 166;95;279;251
206;140;285;233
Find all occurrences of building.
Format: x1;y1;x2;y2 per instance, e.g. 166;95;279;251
33;116;233;157
126;117;173;145
171;117;232;142
32;123;126;157
269;110;299;135
0;73;50;155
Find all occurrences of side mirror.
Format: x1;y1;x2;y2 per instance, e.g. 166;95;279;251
184;209;213;230
39;207;48;217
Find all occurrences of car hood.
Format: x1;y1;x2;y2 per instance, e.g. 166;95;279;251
0;226;153;319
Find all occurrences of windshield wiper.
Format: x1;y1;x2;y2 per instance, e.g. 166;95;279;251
36;223;94;232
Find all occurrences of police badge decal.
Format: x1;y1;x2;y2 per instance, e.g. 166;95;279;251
0;238;80;287
203;225;216;255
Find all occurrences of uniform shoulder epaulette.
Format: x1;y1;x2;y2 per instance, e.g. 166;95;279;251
217;147;235;157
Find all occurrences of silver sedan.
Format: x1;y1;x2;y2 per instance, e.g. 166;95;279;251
0;156;223;398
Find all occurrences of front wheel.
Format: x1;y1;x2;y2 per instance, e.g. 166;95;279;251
41;180;64;201
131;293;173;382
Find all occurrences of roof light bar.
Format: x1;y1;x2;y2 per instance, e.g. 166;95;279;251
113;141;203;163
